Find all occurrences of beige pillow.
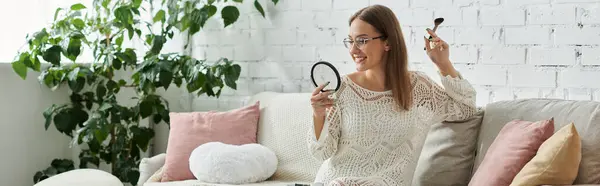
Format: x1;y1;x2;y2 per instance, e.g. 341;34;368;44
510;123;582;186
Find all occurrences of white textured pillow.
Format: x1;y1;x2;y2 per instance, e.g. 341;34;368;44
189;142;278;184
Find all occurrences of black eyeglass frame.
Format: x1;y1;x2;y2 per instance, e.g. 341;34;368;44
342;36;387;49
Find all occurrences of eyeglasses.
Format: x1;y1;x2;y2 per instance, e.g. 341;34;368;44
343;36;386;49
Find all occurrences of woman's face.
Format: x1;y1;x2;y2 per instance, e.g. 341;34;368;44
346;19;389;72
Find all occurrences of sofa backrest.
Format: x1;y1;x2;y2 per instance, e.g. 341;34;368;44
247;92;322;182
474;98;600;184
247;92;486;185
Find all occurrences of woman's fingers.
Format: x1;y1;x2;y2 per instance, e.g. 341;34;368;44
312;82;330;96
434;40;448;50
311;91;334;109
424;36;432;52
441;39;449;48
312;100;334;108
321;98;334;105
312;97;334;106
312;91;332;101
426;28;438;38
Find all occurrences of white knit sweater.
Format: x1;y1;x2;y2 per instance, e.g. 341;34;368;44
307;71;477;186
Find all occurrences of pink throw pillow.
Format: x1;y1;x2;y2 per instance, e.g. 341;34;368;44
160;102;260;182
468;118;555;186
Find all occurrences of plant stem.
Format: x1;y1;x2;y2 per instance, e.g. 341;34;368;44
110;123;116;174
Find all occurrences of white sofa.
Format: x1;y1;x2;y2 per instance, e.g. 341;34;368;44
136;91;600;186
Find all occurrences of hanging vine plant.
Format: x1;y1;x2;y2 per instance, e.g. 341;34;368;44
12;0;278;185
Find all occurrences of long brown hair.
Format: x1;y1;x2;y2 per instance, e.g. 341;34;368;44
349;5;412;111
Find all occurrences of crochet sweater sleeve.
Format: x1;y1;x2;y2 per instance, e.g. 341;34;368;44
412;71;478;123
307;96;342;161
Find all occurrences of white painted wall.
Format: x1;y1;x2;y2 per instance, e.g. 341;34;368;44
0;1;81;185
0;65;72;186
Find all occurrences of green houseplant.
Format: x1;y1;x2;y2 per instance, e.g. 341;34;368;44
12;0;278;185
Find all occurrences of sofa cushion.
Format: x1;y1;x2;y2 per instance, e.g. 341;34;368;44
188;142;277;184
248;92;322;182
161;102;260;182
143;180;312;186
412;109;483;186
474;99;600;184
511;123;582;186
139;153;166;185
34;169;123;186
469;119;555;186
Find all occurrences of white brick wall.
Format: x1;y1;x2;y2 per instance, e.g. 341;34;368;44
2;0;599;111
187;0;600;110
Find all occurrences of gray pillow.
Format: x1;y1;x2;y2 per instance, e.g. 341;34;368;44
412;109;484;186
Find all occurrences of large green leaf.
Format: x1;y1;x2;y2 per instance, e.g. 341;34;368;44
115;6;133;25
53;108;77;137
50;159;74;173
254;0;265;18
31;29;49;47
94;126;109;145
133;0;142;8
153;10;165;23
159;70;173;89
186;72;205;92
224;64;241;89
71;18;85;30
150;36;166;55
96;84;107;100
68;78;86;93
53;8;63;21
12;61;27;80
139;100;153;118
78;150;100;168
70;107;89;128
221;6;240;28
70;3;86;10
33;58;41;72
127;169;140;185
42;45;62;65
115;48;137;65
188;9;206;35
106;80;119;93
18;53;35;71
130;126;154;152
272;0;279;5
43;104;60;130
62;37;82;62
206;5;217;18
68;67;80;81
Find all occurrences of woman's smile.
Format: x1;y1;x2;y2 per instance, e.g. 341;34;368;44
353;54;367;64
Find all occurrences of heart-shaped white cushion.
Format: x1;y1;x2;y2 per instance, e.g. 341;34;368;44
189;142;278;184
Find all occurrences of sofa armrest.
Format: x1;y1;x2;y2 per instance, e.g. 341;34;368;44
138;153;166;185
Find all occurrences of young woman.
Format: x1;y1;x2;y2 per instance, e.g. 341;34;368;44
308;4;478;186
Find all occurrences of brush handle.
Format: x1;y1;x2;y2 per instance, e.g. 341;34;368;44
432;24;440;32
424;25;441;50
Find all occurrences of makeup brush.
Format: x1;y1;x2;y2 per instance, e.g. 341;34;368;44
432;18;444;35
424;17;445;50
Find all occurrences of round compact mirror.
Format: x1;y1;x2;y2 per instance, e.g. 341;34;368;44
310;61;341;92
